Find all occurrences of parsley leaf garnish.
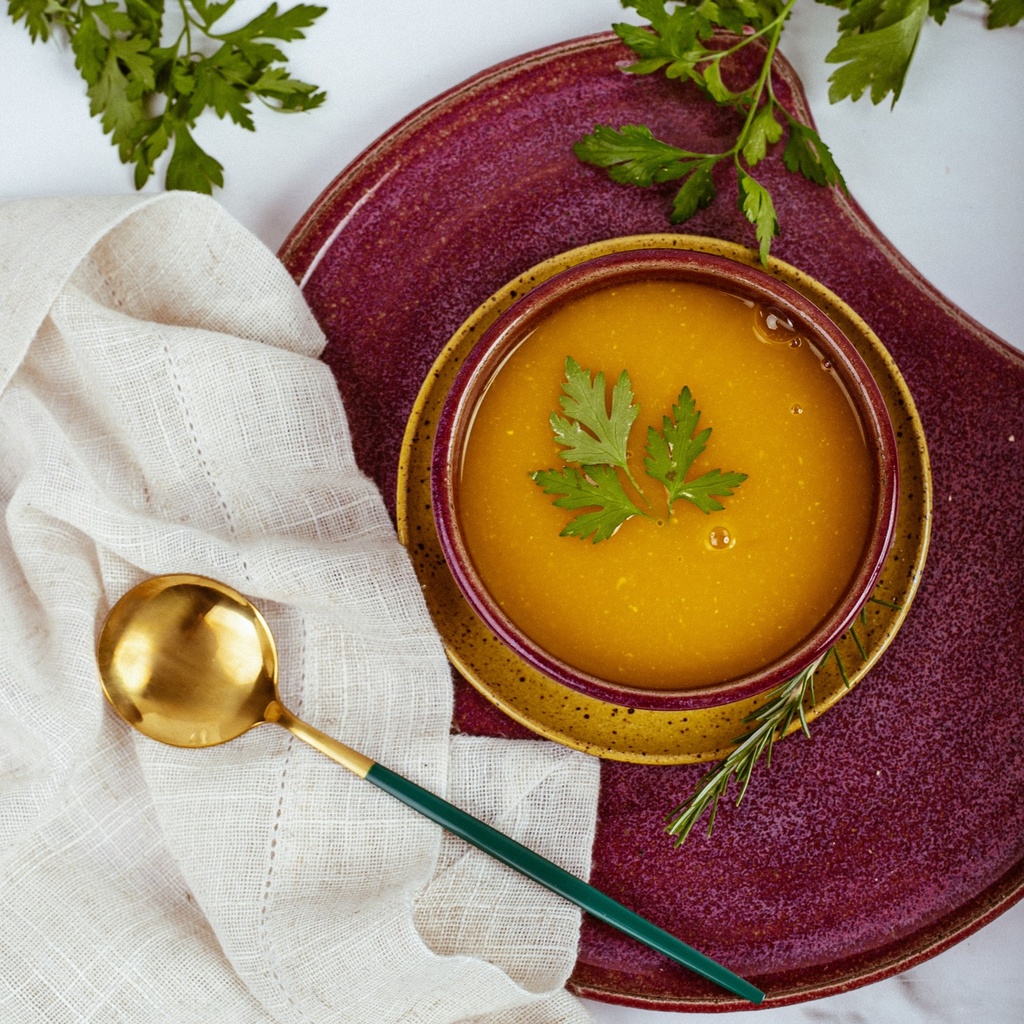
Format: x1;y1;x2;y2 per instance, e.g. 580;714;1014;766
781;119;847;190
572;125;705;187
671;161;718;222
532;359;746;542
644;387;748;514
737;168;779;263
550;356;645;494
672;467;750;514
8;0;327;193
532;465;647;543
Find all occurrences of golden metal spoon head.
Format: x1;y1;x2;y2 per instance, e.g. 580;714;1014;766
96;573;279;748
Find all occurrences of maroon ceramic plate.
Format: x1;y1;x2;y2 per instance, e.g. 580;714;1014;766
280;33;1024;1011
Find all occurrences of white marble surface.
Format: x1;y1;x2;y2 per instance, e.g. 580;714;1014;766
1;2;1022;1021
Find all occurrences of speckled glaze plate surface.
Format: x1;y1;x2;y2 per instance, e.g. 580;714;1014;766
397;233;929;765
280;33;1024;1012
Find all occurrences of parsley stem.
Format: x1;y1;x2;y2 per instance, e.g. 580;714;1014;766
711;0;794;64
622;464;649;503
177;0;193;56
729;0;793;161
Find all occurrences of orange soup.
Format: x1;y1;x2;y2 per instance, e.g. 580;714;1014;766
456;280;875;690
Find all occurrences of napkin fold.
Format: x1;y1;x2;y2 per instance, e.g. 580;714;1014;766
0;193;600;1024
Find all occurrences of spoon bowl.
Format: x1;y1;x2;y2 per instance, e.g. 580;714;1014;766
98;574;278;747
95;572;763;1004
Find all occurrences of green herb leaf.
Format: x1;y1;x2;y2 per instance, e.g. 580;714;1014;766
129;115;170;189
926;0;962;24
93;2;135;35
613;0;715;77
192;0;241;29
125;1;165;43
670;162;717;223
573;125;702;187
219;2;326;44
550;357;642;487
737;168;779;263
700;61;738;103
644;386;709;493
189;49;260;129
782;120;848;191
165;123;225;193
644;386;747;514
251;66;327;110
70;13;109;85
9;0;59;41
88;36;154;159
986;0;1024;26
825;0;929;105
673;467;750;514
741;104;784;167
531;464;646;543
834;0;888;32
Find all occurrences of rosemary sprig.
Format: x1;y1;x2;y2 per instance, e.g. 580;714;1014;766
665;595;899;844
665;656;821;844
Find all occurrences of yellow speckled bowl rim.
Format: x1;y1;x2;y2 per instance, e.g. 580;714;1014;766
397;235;932;764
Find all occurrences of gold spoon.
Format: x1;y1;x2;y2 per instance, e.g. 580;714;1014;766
96;572;764;1005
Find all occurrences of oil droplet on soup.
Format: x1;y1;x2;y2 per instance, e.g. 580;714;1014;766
456;280;875;691
708;525;734;550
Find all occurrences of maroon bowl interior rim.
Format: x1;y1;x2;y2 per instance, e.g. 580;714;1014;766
432;248;900;711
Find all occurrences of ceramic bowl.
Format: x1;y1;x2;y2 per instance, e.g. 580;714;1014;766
432;249;899;710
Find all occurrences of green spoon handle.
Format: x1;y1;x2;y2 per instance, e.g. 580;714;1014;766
365;762;764;1005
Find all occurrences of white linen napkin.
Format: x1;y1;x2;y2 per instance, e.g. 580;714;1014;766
0;192;600;1024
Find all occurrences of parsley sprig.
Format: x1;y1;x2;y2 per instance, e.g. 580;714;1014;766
531;357;746;542
645;385;747;514
821;0;1023;103
548;356;646;496
575;0;843;262
8;0;327;192
575;0;1021;261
